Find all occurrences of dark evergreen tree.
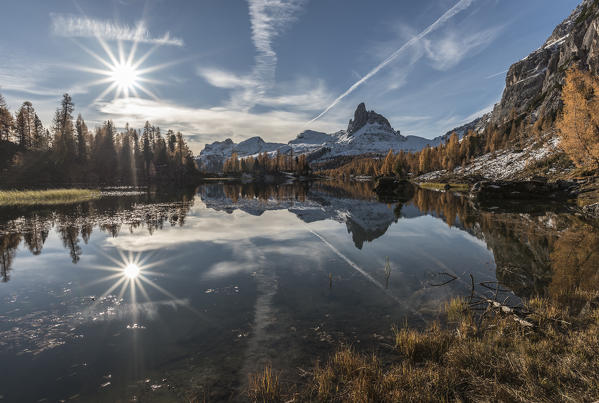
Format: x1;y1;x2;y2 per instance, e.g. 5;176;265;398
0;93;14;142
75;114;88;162
53;93;75;162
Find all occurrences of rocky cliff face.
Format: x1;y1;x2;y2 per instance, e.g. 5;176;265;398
489;0;599;126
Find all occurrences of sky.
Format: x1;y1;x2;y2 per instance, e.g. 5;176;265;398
0;0;581;153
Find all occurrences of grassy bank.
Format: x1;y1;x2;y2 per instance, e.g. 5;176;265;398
417;182;470;191
249;292;599;402
0;188;101;206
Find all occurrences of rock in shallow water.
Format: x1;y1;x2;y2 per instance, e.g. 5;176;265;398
470;180;579;201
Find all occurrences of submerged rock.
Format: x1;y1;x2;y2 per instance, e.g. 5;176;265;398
470;180;579;201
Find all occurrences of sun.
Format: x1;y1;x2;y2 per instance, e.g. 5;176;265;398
111;62;139;94
124;263;140;279
74;36;171;101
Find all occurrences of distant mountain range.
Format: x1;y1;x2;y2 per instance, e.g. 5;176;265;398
197;102;487;172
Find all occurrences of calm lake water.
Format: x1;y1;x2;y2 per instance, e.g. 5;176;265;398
0;181;593;401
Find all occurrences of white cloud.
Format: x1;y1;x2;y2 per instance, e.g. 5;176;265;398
259;78;333;111
197;68;257;89
423;26;502;71
50;14;184;47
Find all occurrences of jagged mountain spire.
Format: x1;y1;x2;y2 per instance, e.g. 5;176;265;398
347;102;394;136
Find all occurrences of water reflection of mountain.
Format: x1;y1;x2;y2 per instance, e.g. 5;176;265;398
199;181;599;299
0;190;195;282
199;182;399;249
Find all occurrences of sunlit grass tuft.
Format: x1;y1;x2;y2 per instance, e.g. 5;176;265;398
248;364;281;402
0;189;101;206
444;296;470;323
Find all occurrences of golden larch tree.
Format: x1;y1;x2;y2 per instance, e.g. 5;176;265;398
557;67;599;171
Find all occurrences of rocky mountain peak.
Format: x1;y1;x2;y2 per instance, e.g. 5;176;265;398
347;102;394;135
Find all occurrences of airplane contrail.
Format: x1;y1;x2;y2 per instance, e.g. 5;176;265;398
308;0;476;124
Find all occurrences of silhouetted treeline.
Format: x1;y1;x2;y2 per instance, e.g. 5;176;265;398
0;93;200;185
223;151;311;176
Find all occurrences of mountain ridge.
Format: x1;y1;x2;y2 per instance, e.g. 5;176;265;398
197;103;471;172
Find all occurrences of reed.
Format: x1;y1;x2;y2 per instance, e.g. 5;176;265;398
384;256;391;289
248;364;281;402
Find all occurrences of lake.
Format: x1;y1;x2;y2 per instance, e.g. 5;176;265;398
0;181;593;401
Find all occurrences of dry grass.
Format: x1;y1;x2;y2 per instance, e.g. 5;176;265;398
248;364;281;402
417;182;470;192
0;189;100;206
249;292;599;402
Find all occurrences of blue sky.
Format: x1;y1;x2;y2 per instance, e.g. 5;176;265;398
0;0;580;152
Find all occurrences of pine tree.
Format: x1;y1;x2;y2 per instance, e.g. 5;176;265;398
96;120;118;183
75;114;88;162
167;130;176;154
32;114;47;150
0;93;14;142
445;132;460;170
380;149;395;176
142;127;153;178
418;147;431;173
53;93;76;162
15;102;35;150
119;132;132;184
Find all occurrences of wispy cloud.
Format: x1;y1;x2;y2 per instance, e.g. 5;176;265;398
423;26;502;71
50;14;184;47
197;68;257;89
259;78;333;111
308;0;477;123
199;0;306;110
242;0;305;105
0;60;89;98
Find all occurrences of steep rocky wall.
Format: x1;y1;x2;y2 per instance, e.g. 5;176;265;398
490;0;599;126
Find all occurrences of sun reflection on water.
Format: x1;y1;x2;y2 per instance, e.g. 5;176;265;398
124;263;140;279
86;249;177;308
